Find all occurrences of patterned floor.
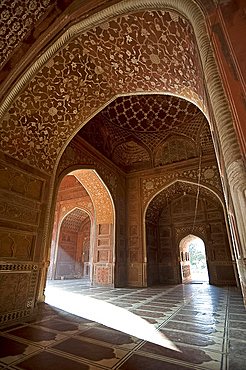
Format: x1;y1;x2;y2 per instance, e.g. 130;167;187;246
0;281;246;369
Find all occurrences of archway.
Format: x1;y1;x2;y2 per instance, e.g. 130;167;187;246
145;181;236;286
0;0;245;324
179;234;209;283
54;208;91;281
48;169;115;287
47;174;94;284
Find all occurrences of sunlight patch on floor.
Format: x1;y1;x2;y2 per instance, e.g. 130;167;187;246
45;285;180;352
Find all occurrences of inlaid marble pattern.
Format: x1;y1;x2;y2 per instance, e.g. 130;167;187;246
146;181;223;223
0;281;245;369
0;0;52;68
72;170;114;225
79;95;212;172
141;165;222;208
0;9;204;173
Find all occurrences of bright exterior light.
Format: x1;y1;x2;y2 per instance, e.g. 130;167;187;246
45;285;180;352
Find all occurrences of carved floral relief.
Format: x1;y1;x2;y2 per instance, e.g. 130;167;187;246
0;10;203;173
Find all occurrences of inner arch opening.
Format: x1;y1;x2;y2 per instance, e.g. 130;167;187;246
179;234;209;283
47;169;115;287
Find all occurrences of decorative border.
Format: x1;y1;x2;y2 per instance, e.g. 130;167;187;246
0;263;39;325
0;309;30;325
0;263;38;272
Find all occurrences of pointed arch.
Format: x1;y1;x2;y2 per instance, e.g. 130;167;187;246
48;169;116;286
179;234;209;283
144;179;236;286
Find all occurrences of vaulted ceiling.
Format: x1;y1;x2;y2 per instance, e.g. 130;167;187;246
78;94;215;173
61;208;89;232
0;0;217;89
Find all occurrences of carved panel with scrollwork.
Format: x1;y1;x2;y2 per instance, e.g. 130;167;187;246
0;263;39;324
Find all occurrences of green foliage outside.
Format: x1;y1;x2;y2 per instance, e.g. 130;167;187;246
189;242;206;271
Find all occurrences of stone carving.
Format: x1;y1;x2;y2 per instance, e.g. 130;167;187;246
73;170;114;224
129;266;139;281
0;263;38;323
0;273;30;313
142;164;222;206
0;0;52;68
145;181;154;190
61;208;89;232
0;230;33;259
98;239;110;246
99;224;110;235
175;225;206;239
0;161;43;201
0;200;39;225
59;202;93;225
129;237;138;247
204;169;215;179
96;266;109;284
102;95;202;134
113;141;150;168
146;181;222;223
211;223;223;234
80;95;212;172
59;145;117;200
154;136;197;166
130;250;138;262
1;10;203;172
130;225;138;236
97;250;109;262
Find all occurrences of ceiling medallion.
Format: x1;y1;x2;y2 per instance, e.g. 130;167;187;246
146;181;154;189
204;169;214;179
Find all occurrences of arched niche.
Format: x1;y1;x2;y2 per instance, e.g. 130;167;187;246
144;181;236;286
48;169;115;287
112;140;151;172
154;135;197;167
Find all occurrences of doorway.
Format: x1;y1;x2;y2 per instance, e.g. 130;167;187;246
47;169;115;287
55;209;91;281
179;235;209;283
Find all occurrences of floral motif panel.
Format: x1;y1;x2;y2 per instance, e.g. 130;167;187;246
72;170;114;225
0;0;52;68
0;9;203;173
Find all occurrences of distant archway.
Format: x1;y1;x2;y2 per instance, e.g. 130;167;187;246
145;181;236;286
48;169;115;286
55;208;91;281
179;235;209;283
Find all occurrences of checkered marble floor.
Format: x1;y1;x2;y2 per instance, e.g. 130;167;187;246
0;281;246;369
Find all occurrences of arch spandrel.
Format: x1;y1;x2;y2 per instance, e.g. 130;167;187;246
72;170;114;225
144;180;224;224
0;8;204;173
59;203;94;226
142;165;224;210
60;207;91;232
